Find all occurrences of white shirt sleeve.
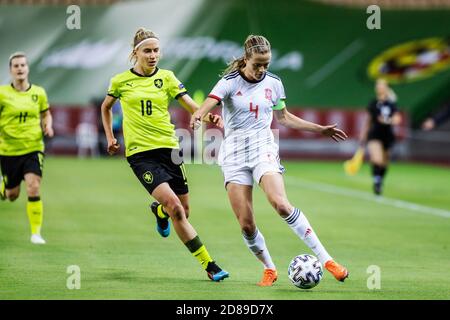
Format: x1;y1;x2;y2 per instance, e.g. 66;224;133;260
208;78;230;102
276;79;286;102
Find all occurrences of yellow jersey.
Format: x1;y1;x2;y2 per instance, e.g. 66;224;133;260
0;84;49;156
108;68;188;157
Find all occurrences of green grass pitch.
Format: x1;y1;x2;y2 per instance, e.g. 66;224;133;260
1;158;449;300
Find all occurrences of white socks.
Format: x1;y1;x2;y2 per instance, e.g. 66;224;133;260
242;228;276;270
284;208;332;264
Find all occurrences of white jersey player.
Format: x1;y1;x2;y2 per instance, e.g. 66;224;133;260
191;35;349;286
209;69;286;185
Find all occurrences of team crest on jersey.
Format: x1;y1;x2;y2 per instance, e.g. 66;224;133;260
31;94;38;102
154;79;163;88
142;171;153;184
265;88;272;101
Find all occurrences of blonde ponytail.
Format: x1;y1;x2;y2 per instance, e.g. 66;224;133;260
129;28;159;64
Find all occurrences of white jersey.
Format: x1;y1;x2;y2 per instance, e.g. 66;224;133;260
208;70;286;167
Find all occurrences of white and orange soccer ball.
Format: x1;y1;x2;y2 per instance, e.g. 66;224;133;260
288;254;323;289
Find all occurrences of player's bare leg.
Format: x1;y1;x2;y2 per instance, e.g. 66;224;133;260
151;183;196;242
227;183;277;286
368;140;386;195
4;185;20;202
260;173;348;282
151;183;228;281
150;190;190;237
177;193;190;219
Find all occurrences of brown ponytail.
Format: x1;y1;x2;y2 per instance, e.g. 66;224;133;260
222;35;271;76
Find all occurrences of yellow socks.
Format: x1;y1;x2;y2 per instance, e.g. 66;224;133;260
27;197;43;235
0;176;6;200
184;236;213;269
156;204;169;219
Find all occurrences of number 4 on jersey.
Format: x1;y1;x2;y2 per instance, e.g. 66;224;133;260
249;102;259;119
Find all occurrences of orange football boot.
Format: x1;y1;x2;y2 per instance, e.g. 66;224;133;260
325;260;349;282
257;269;278;286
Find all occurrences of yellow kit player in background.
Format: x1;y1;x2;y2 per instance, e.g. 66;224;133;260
0;52;54;245
101;28;229;281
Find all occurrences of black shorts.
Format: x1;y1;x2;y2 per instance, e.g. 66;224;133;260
368;130;395;150
0;151;44;189
127;148;188;195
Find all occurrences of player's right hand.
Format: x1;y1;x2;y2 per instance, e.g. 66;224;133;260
44;125;54;138
190;113;202;130
107;138;120;155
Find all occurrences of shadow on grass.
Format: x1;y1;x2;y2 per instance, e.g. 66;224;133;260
98;270;216;285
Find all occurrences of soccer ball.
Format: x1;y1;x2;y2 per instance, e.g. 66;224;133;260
288;254;323;289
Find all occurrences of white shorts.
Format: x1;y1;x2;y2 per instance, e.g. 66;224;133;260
221;154;285;187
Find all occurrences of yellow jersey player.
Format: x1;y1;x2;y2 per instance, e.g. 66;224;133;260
101;28;228;281
0;52;54;245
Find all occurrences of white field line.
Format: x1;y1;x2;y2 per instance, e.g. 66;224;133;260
306;39;364;88
284;176;450;218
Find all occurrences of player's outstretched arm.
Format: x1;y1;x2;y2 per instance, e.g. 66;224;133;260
101;95;120;155
41;110;54;138
189;97;222;130
274;108;347;142
178;94;223;128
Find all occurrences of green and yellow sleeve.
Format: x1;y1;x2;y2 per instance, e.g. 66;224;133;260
40;89;49;113
107;77;121;98
167;71;188;100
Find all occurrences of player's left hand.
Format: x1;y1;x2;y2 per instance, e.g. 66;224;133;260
320;124;347;142
421;118;435;131
44;125;54;138
208;113;224;128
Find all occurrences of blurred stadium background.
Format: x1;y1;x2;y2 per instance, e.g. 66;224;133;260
1;0;450;162
1;0;450;300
